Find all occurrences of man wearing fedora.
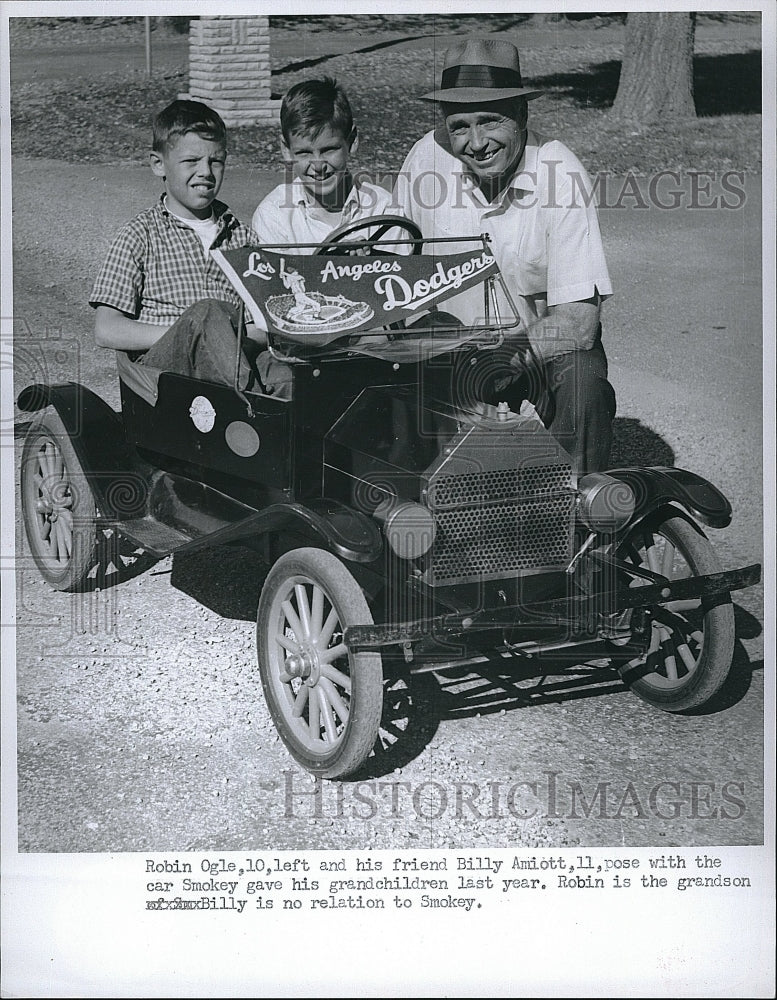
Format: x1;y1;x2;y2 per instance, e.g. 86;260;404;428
393;38;616;475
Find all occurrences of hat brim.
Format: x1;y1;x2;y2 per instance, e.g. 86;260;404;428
420;86;543;103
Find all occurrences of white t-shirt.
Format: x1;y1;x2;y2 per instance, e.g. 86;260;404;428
165;199;220;255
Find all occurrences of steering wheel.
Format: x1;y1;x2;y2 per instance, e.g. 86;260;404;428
315;215;423;256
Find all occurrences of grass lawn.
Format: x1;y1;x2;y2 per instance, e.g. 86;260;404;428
9;14;762;175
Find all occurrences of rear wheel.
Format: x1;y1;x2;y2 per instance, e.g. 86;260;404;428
615;514;734;711
256;547;383;778
20;410;100;591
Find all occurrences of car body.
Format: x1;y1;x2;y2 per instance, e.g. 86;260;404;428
18;219;761;778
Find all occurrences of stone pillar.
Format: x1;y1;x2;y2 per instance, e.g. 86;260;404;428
180;15;281;126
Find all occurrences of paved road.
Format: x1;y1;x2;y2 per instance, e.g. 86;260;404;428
9;156;765;852
9;24;631;84
9;18;758;87
9;39;188;84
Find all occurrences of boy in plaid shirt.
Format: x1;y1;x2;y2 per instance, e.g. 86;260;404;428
90;100;262;389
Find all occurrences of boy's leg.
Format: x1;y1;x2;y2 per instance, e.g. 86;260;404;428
140;299;251;388
255;351;294;399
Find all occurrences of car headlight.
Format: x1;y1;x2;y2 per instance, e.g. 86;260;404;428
577;474;636;533
374;500;436;560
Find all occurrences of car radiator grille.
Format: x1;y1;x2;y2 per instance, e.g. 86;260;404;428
427;463;575;584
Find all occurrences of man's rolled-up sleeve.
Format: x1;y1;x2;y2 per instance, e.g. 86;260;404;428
544;146;613;308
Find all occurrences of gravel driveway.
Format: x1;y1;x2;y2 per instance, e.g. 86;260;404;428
9;158;765;853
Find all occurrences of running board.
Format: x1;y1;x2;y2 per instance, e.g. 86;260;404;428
103;471;382;562
104;472;259;557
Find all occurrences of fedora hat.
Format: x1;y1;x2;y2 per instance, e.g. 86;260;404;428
422;38;542;103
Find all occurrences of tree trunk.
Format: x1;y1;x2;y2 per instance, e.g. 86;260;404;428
612;12;696;122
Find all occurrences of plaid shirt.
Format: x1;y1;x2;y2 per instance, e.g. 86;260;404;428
89;197;257;325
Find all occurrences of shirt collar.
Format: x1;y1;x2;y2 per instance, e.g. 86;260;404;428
156;194;234;229
291;175;362;217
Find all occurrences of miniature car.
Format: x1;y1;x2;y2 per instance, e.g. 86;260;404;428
18;217;762;779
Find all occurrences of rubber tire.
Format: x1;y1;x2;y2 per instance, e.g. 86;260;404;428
256;547;383;779
20;409;100;592
617;514;735;712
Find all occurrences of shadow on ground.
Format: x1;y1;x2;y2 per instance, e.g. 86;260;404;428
355;598;761;778
355;652;630;781
274;33;432;77
609;417;675;467
171;543;267;621
530;50;762;115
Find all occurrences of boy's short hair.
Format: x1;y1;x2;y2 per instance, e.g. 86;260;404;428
152;99;227;153
281;77;354;144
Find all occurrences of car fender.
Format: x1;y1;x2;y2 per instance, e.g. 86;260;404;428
17;382;151;519
606;466;732;529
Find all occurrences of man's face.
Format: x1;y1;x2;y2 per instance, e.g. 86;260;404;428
150;131;226;220
444;100;527;191
282;124;356;209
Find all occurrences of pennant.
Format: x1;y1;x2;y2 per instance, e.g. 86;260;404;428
212;247;498;348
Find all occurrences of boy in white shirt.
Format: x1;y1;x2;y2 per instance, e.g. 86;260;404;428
252;76;394;251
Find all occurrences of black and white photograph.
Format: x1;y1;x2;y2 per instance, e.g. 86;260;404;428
2;2;774;995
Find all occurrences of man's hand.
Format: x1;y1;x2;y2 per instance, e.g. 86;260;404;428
508;345;533;373
487;345;531;395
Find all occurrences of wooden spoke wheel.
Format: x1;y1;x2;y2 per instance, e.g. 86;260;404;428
256;548;383;778
616;514;735;711
20;410;99;592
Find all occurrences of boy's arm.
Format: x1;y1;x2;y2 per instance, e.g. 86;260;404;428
90;217;172;351
93;305;171;351
243;314;268;347
251;196;289;248
251;190;309;250
96;304;268;350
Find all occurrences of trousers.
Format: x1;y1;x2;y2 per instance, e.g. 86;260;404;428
140;299;252;389
535;341;617;476
456;334;617;476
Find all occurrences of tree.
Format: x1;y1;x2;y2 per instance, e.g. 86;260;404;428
612;11;696;122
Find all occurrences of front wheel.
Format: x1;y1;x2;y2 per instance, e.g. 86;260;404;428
256;548;383;779
615;514;735;712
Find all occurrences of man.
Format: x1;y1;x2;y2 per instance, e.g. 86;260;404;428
393;38;616;474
